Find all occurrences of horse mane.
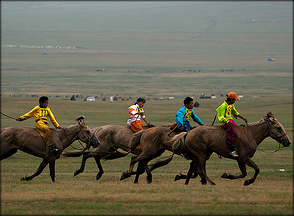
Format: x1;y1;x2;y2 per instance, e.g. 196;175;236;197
247;119;266;127
247;112;274;127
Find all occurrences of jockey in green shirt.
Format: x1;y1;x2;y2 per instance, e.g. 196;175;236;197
216;92;247;157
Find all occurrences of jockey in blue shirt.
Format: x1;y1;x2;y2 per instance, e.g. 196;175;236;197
176;97;203;131
175;97;204;160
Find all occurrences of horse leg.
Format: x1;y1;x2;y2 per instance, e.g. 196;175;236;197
175;171;198;181
49;159;56;182
196;155;216;185
144;162;153;184
243;157;260;186
221;161;247;180
74;152;92;177
21;159;49;181
185;161;198;185
94;156;104;181
120;155;139;180
134;161;145;183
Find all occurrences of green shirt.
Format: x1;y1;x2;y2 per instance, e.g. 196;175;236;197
216;101;239;124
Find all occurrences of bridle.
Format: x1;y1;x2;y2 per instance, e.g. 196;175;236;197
63;126;99;151
267;118;287;140
258;118;287;153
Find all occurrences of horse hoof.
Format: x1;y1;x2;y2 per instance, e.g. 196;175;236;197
120;172;131;180
174;175;180;181
244;180;251;186
200;179;207;185
21;177;30;181
147;176;152;184
96;173;103;181
221;173;229;178
74;170;80;177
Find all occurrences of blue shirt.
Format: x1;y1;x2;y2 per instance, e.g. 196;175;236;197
176;106;203;128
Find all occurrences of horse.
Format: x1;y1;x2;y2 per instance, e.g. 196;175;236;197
61;125;153;181
0;116;99;182
120;126;184;183
171;112;291;186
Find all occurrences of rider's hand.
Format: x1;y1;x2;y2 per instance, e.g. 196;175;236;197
16;118;22;122
57;126;62;129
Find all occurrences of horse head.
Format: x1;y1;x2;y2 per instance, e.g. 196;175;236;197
265;112;291;147
75;116;100;149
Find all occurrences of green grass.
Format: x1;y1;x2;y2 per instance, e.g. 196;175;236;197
1;96;293;215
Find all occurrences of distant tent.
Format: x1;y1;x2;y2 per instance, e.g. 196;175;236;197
194;101;200;107
43;51;48;55
268;58;274;61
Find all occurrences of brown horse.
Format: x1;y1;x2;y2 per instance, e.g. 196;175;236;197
120;126;183;183
61;125;153;180
0;116;99;182
172;112;291;186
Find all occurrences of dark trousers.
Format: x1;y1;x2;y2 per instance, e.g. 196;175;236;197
222;120;237;150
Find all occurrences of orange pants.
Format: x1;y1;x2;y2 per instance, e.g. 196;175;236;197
130;120;143;132
130;121;143;149
35;120;53;147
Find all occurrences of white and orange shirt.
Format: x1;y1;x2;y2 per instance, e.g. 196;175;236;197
127;104;145;124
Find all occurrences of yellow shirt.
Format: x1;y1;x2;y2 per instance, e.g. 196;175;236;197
19;105;60;128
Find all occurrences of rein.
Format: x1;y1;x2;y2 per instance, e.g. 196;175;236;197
63;128;86;151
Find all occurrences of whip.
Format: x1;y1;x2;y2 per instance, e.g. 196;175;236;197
0;111;17;120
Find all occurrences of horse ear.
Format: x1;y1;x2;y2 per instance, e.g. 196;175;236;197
267;111;274;118
75;115;85;124
266;112;275;122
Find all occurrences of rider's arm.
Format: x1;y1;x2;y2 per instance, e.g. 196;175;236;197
191;110;203;125
16;106;39;121
176;108;185;128
47;107;61;128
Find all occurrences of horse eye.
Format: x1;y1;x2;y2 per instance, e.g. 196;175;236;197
277;127;282;132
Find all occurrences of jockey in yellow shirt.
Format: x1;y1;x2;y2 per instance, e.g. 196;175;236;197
16;96;62;152
127;98;151;133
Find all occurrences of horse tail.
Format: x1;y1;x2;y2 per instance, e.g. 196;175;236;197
148;154;174;172
130;129;146;151
102;148;132;161
170;132;187;154
61;149;85;157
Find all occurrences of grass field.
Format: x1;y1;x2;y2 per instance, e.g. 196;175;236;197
1;1;293;215
1;96;293;215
